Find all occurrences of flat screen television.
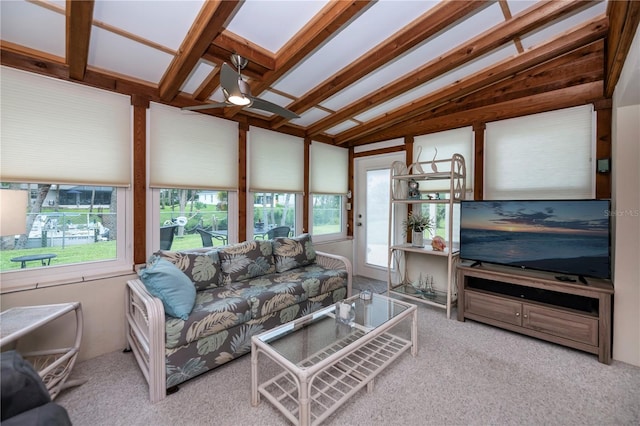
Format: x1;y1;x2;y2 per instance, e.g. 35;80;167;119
459;199;611;280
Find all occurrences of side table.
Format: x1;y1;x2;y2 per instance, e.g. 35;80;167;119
0;302;85;399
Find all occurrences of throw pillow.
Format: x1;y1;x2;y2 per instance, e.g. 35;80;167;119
272;233;316;273
139;257;196;320
154;250;222;291
218;240;275;284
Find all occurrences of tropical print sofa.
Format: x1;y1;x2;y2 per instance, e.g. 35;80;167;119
125;234;352;403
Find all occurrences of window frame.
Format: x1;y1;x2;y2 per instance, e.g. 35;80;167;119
309;193;347;243
0;186;133;293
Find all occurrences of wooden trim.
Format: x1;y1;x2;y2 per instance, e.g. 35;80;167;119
473;122;486;201
347;147;354;238
336;16;608;145
605;0;640;97
595;105;612;199
309;0;597;138
159;0;241;101
303;138;311;234
131;95;149;265
352;145;405;158
238;123;248;242
270;0;487;129
66;0;94;81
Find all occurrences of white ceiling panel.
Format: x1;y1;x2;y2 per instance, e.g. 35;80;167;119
227;0;329;53
272;0;438;96
92;0;204;51
180;60;216;95
321;3;505;111
290;107;330;127
0;0;65;58
325;120;360;136
520;2;607;49
89;27;174;84
354;45;517;123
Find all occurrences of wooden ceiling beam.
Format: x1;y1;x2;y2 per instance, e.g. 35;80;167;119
66;0;94;81
605;0;640;97
223;0;373;119
350;82;604;146
211;31;275;70
406;42;604;126
335;16;608;145
308;0;597;138
159;0;241;102
193;67;221;101
269;0;489;129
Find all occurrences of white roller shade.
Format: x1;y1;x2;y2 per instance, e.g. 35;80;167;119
0;66;131;186
149;103;238;190
310;142;348;194
414;127;473;192
485;105;593;200
249;127;304;192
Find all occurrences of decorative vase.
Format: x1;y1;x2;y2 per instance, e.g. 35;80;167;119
412;230;424;247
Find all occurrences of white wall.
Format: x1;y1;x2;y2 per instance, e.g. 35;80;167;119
611;25;640;366
1;273;136;362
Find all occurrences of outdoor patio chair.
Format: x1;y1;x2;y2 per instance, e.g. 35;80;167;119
159;225;178;250
266;226;291;239
197;228;227;247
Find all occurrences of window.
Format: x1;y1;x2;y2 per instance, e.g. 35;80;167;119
310;142;348;240
312;195;344;236
0;67;132;291
484;105;594;199
148;103;239;253
250;192;298;239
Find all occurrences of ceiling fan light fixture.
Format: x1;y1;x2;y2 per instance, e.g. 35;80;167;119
228;94;251;106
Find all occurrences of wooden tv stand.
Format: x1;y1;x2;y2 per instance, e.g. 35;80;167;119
457;263;613;364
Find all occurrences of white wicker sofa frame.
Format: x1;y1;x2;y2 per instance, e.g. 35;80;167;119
125;250;352;403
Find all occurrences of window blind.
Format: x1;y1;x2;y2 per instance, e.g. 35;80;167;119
248;126;304;192
310;142;349;194
0;66;131;186
484;105;593;200
149;103;238;190
414;127;474;192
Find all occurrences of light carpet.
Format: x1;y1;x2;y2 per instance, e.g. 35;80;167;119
56;281;639;426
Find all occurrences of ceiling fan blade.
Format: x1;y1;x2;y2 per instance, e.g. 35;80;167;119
220;62;242;99
249;96;300;120
181;102;229;111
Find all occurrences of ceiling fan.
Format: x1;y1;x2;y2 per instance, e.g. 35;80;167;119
182;54;299;120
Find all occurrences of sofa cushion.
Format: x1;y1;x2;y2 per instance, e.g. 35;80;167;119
228;264;349;319
218;240;276;284
140;258;196;320
164;287;252;350
154;250;222;290
272;233;316;273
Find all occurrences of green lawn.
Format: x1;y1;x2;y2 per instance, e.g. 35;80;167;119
0;226;341;272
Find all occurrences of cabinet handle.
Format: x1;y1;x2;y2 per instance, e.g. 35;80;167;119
515;312;520;317
523;314;528;318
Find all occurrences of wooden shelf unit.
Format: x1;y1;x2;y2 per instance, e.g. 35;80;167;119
457;263;614;364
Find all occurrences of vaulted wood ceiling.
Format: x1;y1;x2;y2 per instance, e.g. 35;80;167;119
1;0;638;148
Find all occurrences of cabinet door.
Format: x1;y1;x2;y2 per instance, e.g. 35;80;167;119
522;304;598;346
465;291;522;326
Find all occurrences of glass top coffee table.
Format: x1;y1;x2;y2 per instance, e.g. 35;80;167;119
251;293;417;426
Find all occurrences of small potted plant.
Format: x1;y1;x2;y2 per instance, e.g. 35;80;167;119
402;211;433;247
